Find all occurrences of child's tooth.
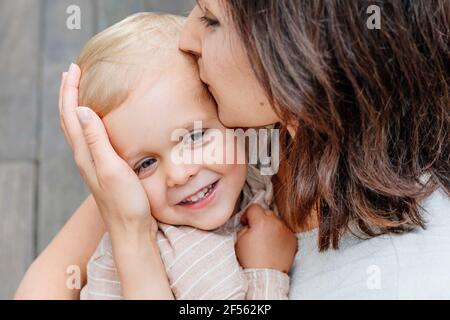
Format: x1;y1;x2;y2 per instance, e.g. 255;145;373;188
184;184;214;204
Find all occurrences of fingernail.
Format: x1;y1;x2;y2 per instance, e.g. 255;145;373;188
76;107;92;123
68;63;77;73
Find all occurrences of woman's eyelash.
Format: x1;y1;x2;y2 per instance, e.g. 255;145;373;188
199;16;220;27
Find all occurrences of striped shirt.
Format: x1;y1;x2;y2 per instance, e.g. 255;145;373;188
80;165;290;300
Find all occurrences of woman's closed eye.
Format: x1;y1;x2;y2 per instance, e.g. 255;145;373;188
134;157;157;176
196;1;220;27
199;15;220;27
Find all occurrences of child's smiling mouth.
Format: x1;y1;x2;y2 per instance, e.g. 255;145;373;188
177;180;220;210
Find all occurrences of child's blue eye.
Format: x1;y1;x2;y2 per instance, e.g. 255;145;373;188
184;130;206;145
135;158;157;175
190;131;204;142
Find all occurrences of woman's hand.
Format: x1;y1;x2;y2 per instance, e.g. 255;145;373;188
60;64;157;234
59;64;156;237
59;64;173;299
235;204;298;274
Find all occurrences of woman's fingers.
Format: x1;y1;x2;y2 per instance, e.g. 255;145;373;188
57;66;154;238
59;72;67;114
61;64;87;151
59;64;97;187
60;64;97;180
75;107;126;183
59;72;72;148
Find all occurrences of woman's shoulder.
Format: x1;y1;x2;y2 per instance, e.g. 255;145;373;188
389;187;450;298
420;186;450;224
290;188;450;299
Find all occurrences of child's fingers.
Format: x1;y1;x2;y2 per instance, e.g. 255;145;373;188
240;211;248;226
264;210;276;217
236;226;249;241
242;204;266;227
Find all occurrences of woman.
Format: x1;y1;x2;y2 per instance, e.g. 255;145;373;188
17;0;450;299
180;1;450;299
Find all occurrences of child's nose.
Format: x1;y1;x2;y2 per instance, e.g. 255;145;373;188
166;163;200;188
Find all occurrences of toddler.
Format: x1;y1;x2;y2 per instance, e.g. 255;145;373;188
76;13;295;300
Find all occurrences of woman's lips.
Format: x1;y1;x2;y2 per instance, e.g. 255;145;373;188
177;180;220;210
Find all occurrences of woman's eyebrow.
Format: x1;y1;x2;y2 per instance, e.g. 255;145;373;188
196;0;205;11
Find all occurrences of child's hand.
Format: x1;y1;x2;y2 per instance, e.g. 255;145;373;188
235;204;297;274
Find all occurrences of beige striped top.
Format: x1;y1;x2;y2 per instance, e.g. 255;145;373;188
80;165;290;300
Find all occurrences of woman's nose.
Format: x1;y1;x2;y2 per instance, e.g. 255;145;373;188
179;7;202;57
166;164;200;188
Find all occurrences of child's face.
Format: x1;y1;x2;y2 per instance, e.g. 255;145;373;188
102;56;247;230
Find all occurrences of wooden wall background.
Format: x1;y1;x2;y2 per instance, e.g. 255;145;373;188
0;0;196;299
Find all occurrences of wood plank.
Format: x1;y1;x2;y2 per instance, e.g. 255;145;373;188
144;0;196;16
97;0;145;31
37;0;95;252
0;0;41;161
0;162;35;299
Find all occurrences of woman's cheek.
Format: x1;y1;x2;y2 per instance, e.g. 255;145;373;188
203;35;230;93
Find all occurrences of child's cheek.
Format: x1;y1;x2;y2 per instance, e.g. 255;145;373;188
212;163;248;185
141;177;166;219
233;164;248;184
219;133;247;166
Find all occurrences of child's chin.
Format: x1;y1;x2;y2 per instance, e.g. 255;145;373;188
195;222;225;231
194;214;234;231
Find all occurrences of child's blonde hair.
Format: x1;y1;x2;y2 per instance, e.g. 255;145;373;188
78;12;187;117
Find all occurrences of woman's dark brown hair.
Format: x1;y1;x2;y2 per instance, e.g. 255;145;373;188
226;0;450;250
